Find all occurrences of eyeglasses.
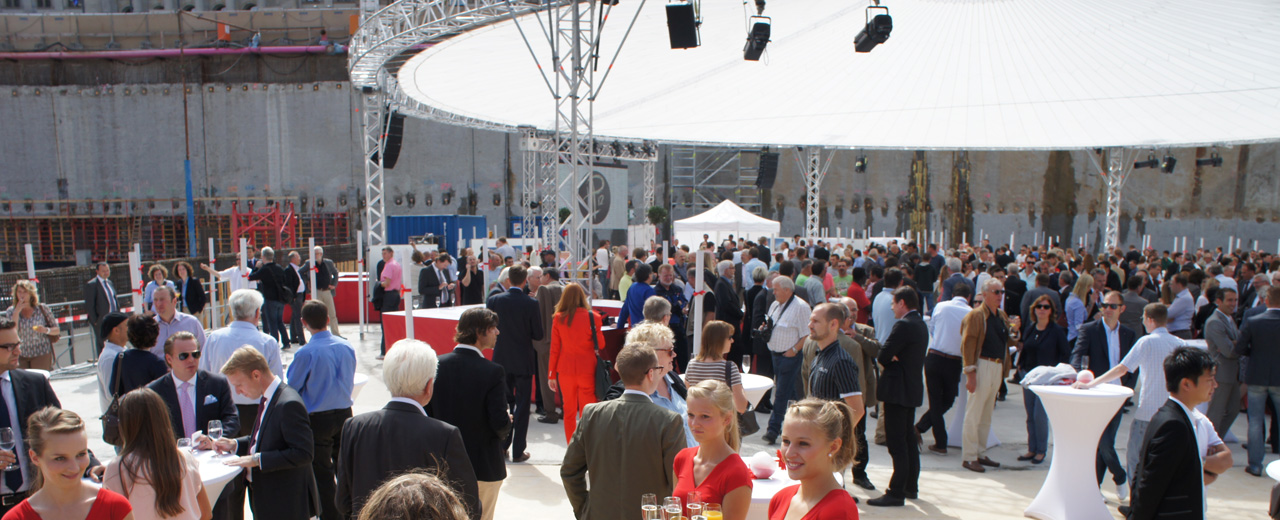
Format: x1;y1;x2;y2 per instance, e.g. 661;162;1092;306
649;366;666;372
1034;304;1053;310
1100;303;1121;309
176;351;202;361
0;343;18;351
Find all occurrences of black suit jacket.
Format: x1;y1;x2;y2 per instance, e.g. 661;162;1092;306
714;277;744;332
146;370;240;439
337;401;480;520
283;264;305;295
1003;277;1027;318
234;382;320;520
424;348;512;482
1128;400;1203;520
1235;309;1280;386
876;311;928;408
83;277;115;330
6;369;106;484
487;288;544;376
175;277;207;314
249;262;290;303
418;265;454;309
1069;319;1138;375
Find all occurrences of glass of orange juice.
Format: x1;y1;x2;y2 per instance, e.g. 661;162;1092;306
703;503;722;520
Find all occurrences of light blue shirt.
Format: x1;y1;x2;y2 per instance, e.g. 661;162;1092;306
1167;289;1195;333
650;375;696;448
286;331;357;413
151;311;207;359
742;259;767;291
200;321;284;405
872;290;898;345
1119;327;1186;421
1065;294;1087;342
927;297;970;357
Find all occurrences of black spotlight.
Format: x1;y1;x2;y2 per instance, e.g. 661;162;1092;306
666;1;700;49
744;16;771;61
1160;155;1177;174
1133;153;1158;169
854;155;868;173
1196;152;1223;167
854;5;892;53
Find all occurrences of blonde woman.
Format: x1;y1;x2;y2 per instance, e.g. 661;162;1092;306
1065;273;1094;343
769;399;859;518
4;281;59;370
672;381;752;520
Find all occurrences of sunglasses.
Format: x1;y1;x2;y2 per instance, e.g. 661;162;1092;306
1034;304;1053;310
1100;303;1121;309
0;343;18;351
989;290;1005;295
648;366;666;372
175;351;202;361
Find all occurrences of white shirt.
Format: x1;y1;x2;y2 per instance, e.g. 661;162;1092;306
927;297;970;357
389;397;428;416
218;266;255;292
1103;319;1122;377
291;264;306;293
1214;274;1238;292
249;378;282;456
622;389;653;401
1120;328;1186;421
97;340;126;413
766;295;811;353
0;372;31;493
595;248;610;271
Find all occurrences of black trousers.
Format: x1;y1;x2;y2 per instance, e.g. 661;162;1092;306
506;373;533;456
380;291;401;355
883;402;920;498
916;353;961;447
289;293;306;345
310;408;352;520
851;413;870;480
219;403;261;520
672;327;690;373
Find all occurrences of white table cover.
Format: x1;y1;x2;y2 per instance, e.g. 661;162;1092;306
1025;384;1133;520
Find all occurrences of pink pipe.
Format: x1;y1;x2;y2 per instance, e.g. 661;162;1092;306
0;45;339;60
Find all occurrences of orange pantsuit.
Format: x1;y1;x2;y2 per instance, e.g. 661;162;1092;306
549;308;606;441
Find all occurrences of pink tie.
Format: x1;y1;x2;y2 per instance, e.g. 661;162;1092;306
179;381;196;439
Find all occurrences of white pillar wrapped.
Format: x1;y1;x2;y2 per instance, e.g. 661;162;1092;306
692;250;706;358
128;249;143;314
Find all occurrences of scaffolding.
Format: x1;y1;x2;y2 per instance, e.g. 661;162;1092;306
669;147;762;221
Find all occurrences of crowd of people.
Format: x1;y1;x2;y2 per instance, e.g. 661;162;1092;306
0;234;1273;520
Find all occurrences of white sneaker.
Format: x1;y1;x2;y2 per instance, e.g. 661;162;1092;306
1116;482;1129;501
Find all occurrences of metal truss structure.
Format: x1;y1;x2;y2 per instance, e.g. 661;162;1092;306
669;147;762;219
359;87;387;250
795;147;834;238
1086;148;1140;253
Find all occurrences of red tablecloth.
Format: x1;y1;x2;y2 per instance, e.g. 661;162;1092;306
335;273;385;324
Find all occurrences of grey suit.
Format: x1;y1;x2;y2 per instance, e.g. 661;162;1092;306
561;392;685;520
1204;309;1241;438
1235;308;1280;472
1119;290;1149;336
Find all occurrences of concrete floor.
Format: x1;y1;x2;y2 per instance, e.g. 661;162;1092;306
54;322;1275;520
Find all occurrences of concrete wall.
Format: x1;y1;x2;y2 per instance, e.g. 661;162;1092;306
2;80;1278;253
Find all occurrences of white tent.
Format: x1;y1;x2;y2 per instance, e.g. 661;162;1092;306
673;200;780;249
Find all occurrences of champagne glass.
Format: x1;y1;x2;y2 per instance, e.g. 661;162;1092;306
641;494;660;520
208;420;223;441
0;428;15;473
686;491;702;518
663;497;682;520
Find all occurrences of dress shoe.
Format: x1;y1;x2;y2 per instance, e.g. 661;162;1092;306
762;432;778;445
1032;455;1045;465
853;476;876;490
977;456;1001;468
1118;506;1132;516
866;495;905;507
1246;465;1264;477
511;451;531;463
928;444;948;455
962;461;986;473
1017;453;1037;462
904;491;918;500
536;414;560;424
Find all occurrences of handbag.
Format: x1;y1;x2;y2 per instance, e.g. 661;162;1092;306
102;352;126;446
588;311;613;401
726;360;760;436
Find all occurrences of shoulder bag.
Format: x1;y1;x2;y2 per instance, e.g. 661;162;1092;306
588;311;613;401
725;360;760;436
102;352;126;446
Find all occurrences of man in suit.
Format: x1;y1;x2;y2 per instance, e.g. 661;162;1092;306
1238;273;1269;322
304;246;343;338
1003;264;1027;319
1235;286;1280;476
83;262;118;354
339;339;480;519
249;247;292;348
1205;288;1241;439
285;251;308;346
1020;273;1063;322
562;345;686;520
426;309;511;520
1070;290;1138;490
533;268;565;424
714;261;746;368
150;331;241;520
486;266;543;462
1126;347;1217;520
419;254;457;309
867;288;928;507
205;346;320;520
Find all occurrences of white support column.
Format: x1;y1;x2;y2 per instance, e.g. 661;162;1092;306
208;238;219;328
360;87;388;251
357;230;366;338
128;249;143;314
308;238;318;302
801;147;833;239
519;126;540;250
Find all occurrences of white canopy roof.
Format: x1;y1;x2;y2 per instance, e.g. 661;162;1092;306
399;0;1280;150
674;200;780;247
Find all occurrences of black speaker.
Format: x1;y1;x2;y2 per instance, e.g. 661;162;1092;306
756;152;779;188
666;3;699;49
371;111;406;169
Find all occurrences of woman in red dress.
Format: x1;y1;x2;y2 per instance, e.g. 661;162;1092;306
672;380;752;520
2;408;133;520
548;283;606;441
767;399;859;520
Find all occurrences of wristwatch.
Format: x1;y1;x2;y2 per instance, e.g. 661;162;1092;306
963;365;977;374
252;453;262;467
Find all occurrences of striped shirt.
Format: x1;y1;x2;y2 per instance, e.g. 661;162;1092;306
1119;327;1186;421
685;360;743;388
808;340;861;400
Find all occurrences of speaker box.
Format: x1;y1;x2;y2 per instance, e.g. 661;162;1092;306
756;152;779;189
381;112;406;169
666;3;699;49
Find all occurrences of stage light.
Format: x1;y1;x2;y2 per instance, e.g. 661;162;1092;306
1133;153;1158;169
854;4;892;53
744;16;771;61
855;155;868;173
1160;155;1177;174
1196;152;1223;167
666;1;700;49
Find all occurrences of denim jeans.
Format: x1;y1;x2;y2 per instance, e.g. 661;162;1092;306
767;352;802;436
261;300;286;346
919;291;934;315
1247;385;1280;470
1022;385;1049;455
1096;409;1126;485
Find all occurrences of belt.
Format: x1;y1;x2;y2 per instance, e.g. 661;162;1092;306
310;407;353;417
979;356;1004;364
1;491;28;507
928;350;960;360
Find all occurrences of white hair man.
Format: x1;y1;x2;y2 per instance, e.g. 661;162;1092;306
304;246;342;337
337;339;480;518
958;279;1020;473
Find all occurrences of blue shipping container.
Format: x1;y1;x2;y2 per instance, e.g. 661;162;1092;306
386;215;488;258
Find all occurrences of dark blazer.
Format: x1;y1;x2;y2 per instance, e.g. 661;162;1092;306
175;276;207;314
1243;304;1268;323
1003;276;1027;318
605;373;687;402
283;263;305;295
418;265;454;308
83;277;115;331
713;277;744;332
6;368;104;480
1069;319;1138;375
146;370;240;439
1235;309;1280;386
249;262;290;303
1128;400;1203;520
1238;282;1259;322
424;348;513;482
338;401;480;520
876;311;928;408
234;382;321;520
110;349;169;397
487;288;544;376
